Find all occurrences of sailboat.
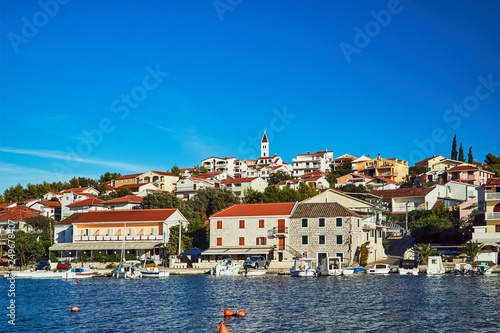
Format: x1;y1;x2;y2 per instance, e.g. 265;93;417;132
136;258;170;278
111;225;142;279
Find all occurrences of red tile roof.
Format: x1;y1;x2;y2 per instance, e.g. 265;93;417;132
195;172;223;179
211;202;297;218
61;187;93;193
39;201;61;208
261;132;268;143
180;168;195;172
446;165;478;172
21;198;38;203
103;196;143;204
375;177;398;184
75;209;178;223
415;156;442;165
0;205;40;221
483;177;500;188
370;187;435;198
221;177;258;184
115;173;142;180
66;198;104;207
0;202;16;209
150;170;178;177
301;170;327;178
278;179;300;185
297;151;332;156
116;183;153;189
56;213;86;225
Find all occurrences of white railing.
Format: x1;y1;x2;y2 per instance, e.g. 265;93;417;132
486;193;500;200
362;222;376;230
487;212;500;220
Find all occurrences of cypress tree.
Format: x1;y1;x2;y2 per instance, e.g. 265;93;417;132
468;147;474;163
458;143;465;162
451;134;458;160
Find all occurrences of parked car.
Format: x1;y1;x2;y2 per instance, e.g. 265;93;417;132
35;260;50;271
56;261;72;270
243;256;270;269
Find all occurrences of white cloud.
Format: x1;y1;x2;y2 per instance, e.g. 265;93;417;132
0;147;145;172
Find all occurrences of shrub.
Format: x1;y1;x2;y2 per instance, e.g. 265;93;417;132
360;242;369;267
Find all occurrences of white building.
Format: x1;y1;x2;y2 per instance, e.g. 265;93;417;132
175;177;222;200
221;177;268;198
292;150;334;177
102;195;144;210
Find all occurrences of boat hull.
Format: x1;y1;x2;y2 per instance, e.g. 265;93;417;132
5;271;64;279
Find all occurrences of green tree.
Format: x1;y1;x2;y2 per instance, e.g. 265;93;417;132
170;165;181;176
192;165;208;175
458;142;465;162
410;217;454;243
268;170;293;185
462;240;484;263
116;188;133;197
451;134;458;160
338;184;370;193
24;216;55;241
165;225;192;255
468;147;473;163
99;172;122;183
326;159;353;186
415;243;437;265
484;153;500;177
14;231;47;264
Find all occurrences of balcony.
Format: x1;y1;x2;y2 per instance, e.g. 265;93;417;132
487;212;500;220
267;227;288;237
362;222;377;230
75;235;163;242
486;193;500;200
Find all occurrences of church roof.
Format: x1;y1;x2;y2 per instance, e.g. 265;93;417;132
261;132;268;143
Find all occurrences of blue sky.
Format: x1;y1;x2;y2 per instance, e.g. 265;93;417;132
1;1;499;192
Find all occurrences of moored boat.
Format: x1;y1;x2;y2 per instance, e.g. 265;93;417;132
210;258;241;276
5;270;64;278
316;256;342;276
63;267;96;279
398;260;419;275
368;264;392;274
112;260;142;279
426;256;445;275
290;258;315;277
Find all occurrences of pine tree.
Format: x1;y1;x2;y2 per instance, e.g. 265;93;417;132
451;134;458;160
468;147;473;163
458;143;465;162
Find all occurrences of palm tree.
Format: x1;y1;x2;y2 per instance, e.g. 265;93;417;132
416;243;437;265
462;240;484;263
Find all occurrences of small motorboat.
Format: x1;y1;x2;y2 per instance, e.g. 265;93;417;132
426;256;445;275
316;256;342;276
474;263;493;275
290;258;316;277
210;258;241;276
368;264;392;274
454;262;472;275
5;270;63;279
112;260;142;279
398;260;419;275
63;267;96;279
244;269;267;277
344;267;365;274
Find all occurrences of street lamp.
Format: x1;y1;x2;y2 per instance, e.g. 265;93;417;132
405;201;410;236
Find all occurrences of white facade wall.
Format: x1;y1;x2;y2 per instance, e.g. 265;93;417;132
292;151;333;177
54;225;73;244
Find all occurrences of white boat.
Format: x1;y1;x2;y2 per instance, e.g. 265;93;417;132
368;264;392;274
111;260;142;279
316;256;342;276
62;267;96;279
210;258;241;276
136;266;170;278
342;268;355;275
454;262;472;275
244;269;267;277
426;256;446;275
5;270;63;278
474;263;493;275
290;258;316;277
398;260;419;275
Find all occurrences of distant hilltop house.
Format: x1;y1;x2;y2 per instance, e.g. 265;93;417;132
355;154;409;183
111;170;179;192
278;170;330;190
292;150;333;178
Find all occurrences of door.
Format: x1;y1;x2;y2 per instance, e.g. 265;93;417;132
278;219;285;233
278;237;285;250
317;252;327;267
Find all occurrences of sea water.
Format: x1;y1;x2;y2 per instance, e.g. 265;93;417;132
1;274;499;332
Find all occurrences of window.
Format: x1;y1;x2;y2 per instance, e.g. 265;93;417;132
259;220;265;228
496;225;500;233
239;220;245;229
239;237;245;245
217;238;222;246
302;218;308;227
256;237;267;245
319;218;325;227
319;235;325;244
357;219;360;228
302;235;308;245
336;217;342;227
217;221;222;229
336;235;343;244
336;252;343;261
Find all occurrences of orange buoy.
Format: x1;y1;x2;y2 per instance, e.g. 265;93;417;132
235;310;245;317
223;309;232;316
70;307;80;312
77;280;81;283
219;322;230;333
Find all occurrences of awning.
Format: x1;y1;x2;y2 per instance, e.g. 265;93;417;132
202;247;274;256
49;241;162;251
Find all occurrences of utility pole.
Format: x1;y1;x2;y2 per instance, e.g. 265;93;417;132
405;202;409;236
178;220;182;256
